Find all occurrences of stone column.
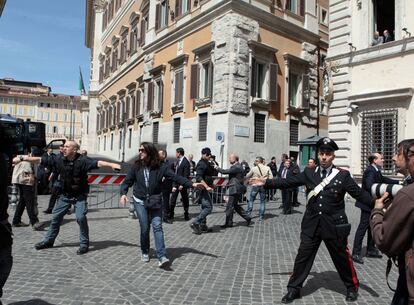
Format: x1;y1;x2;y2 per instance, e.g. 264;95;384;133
211;13;259;115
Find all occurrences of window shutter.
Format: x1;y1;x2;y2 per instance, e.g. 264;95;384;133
140;19;145;46
175;70;183;105
302;74;310;109
299;0;305;16
268;63;278;101
190;64;199;99
250;57;256;97
136;90;141;115
159;81;164;112
175;0;180;17
155;4;160;30
285;0;291;10
148;82;154;111
187;0;191;11
209;62;214;98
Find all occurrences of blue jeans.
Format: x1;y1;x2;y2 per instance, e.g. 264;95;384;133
134;200;166;259
194;190;212;225
44;195;89;248
247;186;266;218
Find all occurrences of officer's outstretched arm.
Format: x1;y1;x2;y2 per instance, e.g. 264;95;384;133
97;160;121;171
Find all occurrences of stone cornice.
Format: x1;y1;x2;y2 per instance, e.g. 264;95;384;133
192;41;215;55
248;40;278;54
168;54;189;67
283;53;309;66
149;64;166;76
349;87;414;105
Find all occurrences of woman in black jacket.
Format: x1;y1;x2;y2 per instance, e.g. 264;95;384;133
120;142;202;268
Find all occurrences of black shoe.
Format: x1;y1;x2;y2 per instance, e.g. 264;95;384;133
281;289;301;303
184;213;190;221
346;289;358;302
35;241;53;250
352;254;364;264
200;224;213;233
246;218;252;226
77;247;89;255
366;251;382;258
220;223;233;229
43;209;53;214
190;222;202;235
13;222;29;227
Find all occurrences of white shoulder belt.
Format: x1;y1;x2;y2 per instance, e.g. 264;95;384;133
307;168;340;202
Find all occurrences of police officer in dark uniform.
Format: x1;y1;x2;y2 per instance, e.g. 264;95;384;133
190;147;215;234
251;137;373;303
13;140;120;255
44;144;64;214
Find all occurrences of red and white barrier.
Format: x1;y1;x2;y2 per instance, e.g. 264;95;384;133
213;177;228;187
88;174;126;185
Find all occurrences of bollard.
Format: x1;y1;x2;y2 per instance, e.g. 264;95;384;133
9;184;18;206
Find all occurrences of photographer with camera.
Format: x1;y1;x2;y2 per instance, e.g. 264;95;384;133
371;139;414;305
13;140;121;255
352;153;399;264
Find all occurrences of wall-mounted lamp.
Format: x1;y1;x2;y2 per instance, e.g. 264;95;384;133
347;104;359;114
403;28;412;37
348;43;357;52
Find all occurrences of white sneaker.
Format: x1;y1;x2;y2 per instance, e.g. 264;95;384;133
158;256;170;268
141;254;150;262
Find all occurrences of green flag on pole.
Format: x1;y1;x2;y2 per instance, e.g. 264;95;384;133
79;66;86;94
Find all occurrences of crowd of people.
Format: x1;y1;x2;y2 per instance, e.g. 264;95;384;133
3;136;414;304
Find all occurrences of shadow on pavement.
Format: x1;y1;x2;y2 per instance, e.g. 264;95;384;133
55;240;137;252
301;271;379;297
8;300;56;305
168;246;218;264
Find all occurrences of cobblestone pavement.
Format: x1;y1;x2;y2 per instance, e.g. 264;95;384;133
2;191;396;305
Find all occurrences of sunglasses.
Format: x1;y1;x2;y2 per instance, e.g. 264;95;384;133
138;148;146;153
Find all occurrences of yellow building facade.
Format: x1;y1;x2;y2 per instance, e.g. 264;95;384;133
84;0;329;166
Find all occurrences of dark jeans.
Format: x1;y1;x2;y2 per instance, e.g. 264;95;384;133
0;246;12;299
43;195;89;247
288;226;358;292
13;184;39;225
169;187;189;218
352;209;377;256
134;200;166;259
194;190;212;225
224;194;250;225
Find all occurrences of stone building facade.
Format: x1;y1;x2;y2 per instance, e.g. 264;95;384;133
84;0;329;166
326;0;414;175
0;78;82;144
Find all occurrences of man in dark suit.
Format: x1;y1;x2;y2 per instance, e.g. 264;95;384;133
169;147;191;221
277;154;289;209
266;157;278;201
215;153;251;228
280;159;294;214
250;137;373;303
351;153;399;264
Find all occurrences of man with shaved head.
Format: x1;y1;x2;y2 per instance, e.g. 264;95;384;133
13;140;120;255
215;153;251;228
351;152;399;264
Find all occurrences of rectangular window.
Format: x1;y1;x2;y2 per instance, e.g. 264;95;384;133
173;118;180;143
251;59;269;99
286;0;305;16
254;113;266;143
153;122;159;144
53;126;58;134
128;128;132;148
54;113;58;121
18;108;23;115
289;72;300;108
104;135;107;151
119;130;122;149
174;69;184;105
110;133;114;150
200;62;212;98
156;0;169;30
154;79;163;111
198;113;208;141
289;120;299;146
361;109;398;174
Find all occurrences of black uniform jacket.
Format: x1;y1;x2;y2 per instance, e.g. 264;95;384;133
120;162;193;200
265;165;373;239
356;164;399;212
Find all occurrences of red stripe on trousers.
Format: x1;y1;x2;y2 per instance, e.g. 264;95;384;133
345;239;359;291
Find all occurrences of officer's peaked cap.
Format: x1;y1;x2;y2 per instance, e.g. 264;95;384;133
316;137;339;152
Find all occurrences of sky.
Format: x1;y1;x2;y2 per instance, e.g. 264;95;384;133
0;0;89;95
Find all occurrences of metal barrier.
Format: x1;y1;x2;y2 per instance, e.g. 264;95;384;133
86;173;249;209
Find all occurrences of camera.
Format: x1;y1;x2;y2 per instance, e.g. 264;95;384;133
371;183;403;200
